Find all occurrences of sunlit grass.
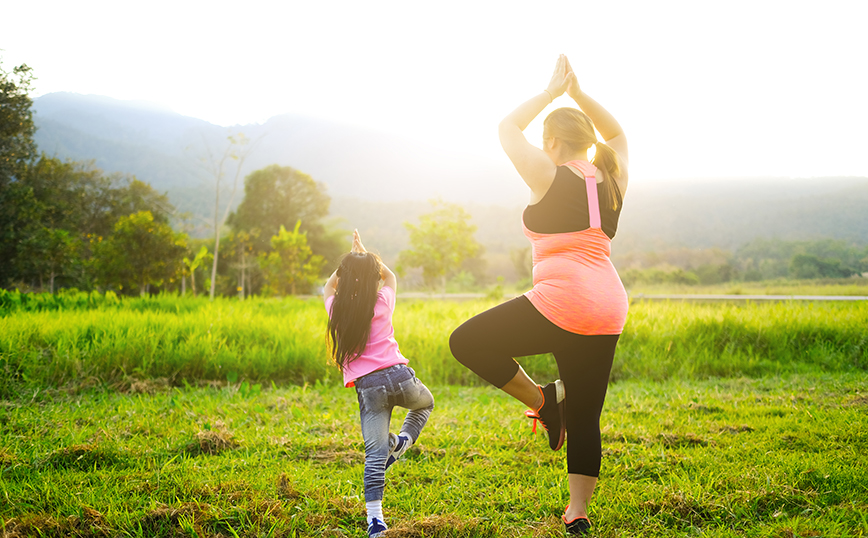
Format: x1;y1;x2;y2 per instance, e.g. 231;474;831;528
2;293;867;397
1;374;866;537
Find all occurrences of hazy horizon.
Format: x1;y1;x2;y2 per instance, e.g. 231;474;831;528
5;0;867;185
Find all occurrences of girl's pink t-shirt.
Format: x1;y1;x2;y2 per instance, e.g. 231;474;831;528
325;285;409;387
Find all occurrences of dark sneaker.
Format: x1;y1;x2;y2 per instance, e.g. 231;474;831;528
367;517;388;537
385;433;411;470
563;515;591;535
524;380;566;451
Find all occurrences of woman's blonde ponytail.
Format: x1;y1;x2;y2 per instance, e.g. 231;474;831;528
544;107;623;212
591;141;623;211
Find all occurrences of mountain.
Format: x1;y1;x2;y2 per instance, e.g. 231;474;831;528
31;93;868;275
32;93;525;209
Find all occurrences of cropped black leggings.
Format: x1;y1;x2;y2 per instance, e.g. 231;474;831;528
449;295;619;477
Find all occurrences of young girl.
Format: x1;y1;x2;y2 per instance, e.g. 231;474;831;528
324;229;435;538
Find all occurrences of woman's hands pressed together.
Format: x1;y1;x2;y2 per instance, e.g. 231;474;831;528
546;54;573;102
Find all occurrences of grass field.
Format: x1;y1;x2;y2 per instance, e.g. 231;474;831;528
1;291;866;396
2;374;866;537
1;291;867;536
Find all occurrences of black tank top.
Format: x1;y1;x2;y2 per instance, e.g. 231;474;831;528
522;165;622;239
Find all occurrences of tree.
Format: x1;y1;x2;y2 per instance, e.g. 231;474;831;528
228;164;343;268
398;200;483;291
196;131;260;300
15;227;77;293
224;229;260;299
0;60;36;187
258;221;324;296
93;211;187;295
789;254;854;279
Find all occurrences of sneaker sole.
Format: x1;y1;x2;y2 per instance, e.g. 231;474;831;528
554;380;566;451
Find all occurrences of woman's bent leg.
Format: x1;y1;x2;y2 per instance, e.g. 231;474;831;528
449;296;563;390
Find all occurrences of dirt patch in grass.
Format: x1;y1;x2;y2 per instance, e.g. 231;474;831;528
0;448;17;468
43;443;127;470
3;507;110;538
139;502;211;538
685;402;724;414
125;377;171;395
657;433;709;448
720;425;755;434
183;421;238;456
277;472;304;500
385;514;490;537
844;395;868;407
641;491;721;527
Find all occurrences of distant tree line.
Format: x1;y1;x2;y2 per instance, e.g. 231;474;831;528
618;238;868;287
1;59;483;297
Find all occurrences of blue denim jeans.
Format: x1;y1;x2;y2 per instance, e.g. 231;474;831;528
354;364;434;502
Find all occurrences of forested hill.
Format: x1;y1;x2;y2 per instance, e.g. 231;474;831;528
33;92;868;258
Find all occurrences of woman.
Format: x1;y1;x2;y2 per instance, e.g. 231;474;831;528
449;55;629;535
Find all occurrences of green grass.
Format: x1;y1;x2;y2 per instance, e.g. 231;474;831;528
2;292;867;398
2;291;868;536
2;374;866;537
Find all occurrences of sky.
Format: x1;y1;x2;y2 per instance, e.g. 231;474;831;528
4;0;868;183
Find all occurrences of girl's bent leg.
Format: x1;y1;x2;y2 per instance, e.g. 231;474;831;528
397;373;434;443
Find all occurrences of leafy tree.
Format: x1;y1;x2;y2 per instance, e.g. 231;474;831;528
789;254;854;279
258;221;324;296
2;155;176;290
93;211;187;295
398;200;483;291
228;164;344;270
15;227;78;293
0;60;36;187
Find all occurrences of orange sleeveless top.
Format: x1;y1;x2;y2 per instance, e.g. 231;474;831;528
523;160;628;335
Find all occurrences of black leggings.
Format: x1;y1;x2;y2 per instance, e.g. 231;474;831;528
449;295;619;477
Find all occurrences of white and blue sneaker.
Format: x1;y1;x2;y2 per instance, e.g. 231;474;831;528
367;517;388;537
385;433;411;470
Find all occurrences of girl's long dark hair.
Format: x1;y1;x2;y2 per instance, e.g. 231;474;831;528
327;252;383;372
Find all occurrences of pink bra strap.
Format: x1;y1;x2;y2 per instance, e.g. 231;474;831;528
563;160;601;229
584;174;601;229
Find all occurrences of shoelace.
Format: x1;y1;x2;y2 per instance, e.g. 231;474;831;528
525;387;549;434
524;409;549;434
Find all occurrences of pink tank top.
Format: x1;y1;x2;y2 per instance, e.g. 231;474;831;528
523;160;628;335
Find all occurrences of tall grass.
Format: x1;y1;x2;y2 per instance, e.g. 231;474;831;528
1;290;866;397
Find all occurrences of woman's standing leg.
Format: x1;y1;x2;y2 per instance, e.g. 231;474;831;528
552;334;619;523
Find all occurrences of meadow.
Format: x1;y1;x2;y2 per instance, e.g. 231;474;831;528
1;290;867;537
